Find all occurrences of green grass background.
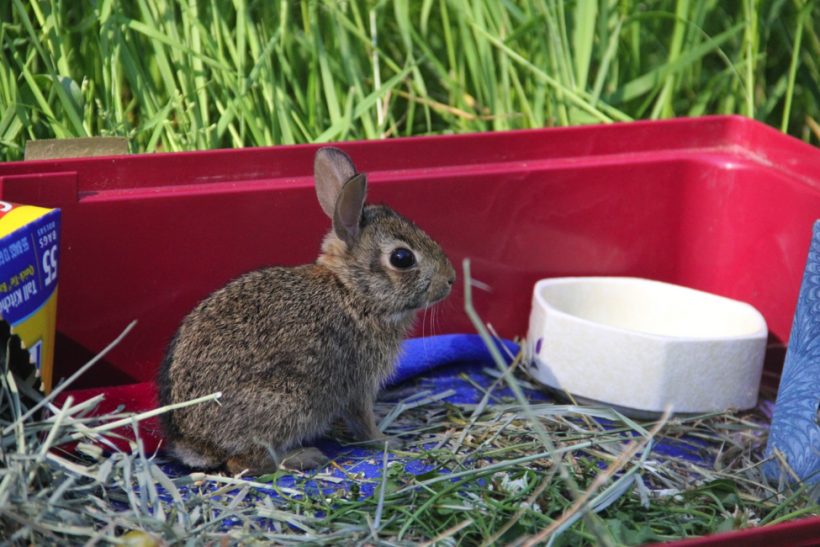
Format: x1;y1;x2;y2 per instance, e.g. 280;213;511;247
1;0;819;162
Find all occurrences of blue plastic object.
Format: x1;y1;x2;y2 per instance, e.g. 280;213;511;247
765;220;820;483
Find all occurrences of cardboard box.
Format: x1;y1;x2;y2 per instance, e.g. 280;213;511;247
0;202;60;393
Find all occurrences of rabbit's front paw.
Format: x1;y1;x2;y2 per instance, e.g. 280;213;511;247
281;447;330;471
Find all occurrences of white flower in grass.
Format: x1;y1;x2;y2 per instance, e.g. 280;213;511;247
500;473;527;495
519;501;542;513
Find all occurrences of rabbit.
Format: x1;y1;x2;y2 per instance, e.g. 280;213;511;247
156;147;456;475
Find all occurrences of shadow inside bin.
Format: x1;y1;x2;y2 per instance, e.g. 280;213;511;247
54;331;142;390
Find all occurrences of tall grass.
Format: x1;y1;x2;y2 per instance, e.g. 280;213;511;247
1;0;819;161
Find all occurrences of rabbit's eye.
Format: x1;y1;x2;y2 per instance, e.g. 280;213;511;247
390;248;416;269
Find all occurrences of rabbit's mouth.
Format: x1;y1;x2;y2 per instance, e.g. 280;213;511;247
399;285;449;314
426;283;452;306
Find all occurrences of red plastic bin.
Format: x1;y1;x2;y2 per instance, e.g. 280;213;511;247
2;115;820;546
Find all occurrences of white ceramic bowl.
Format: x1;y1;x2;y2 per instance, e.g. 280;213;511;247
526;277;767;417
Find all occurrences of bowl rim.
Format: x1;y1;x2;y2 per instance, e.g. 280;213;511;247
531;276;768;342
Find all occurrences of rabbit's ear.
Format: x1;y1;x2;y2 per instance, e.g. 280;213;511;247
315;147;358;218
333;174;367;245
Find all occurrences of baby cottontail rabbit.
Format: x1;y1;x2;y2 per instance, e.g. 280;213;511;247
156;147;456;475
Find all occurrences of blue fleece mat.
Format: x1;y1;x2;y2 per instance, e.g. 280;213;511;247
388;334;520;385
149;334;711;527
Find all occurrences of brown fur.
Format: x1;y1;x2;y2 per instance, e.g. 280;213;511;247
156;148;456;475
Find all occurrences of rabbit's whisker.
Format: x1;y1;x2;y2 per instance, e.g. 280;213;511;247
422;306;431;366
